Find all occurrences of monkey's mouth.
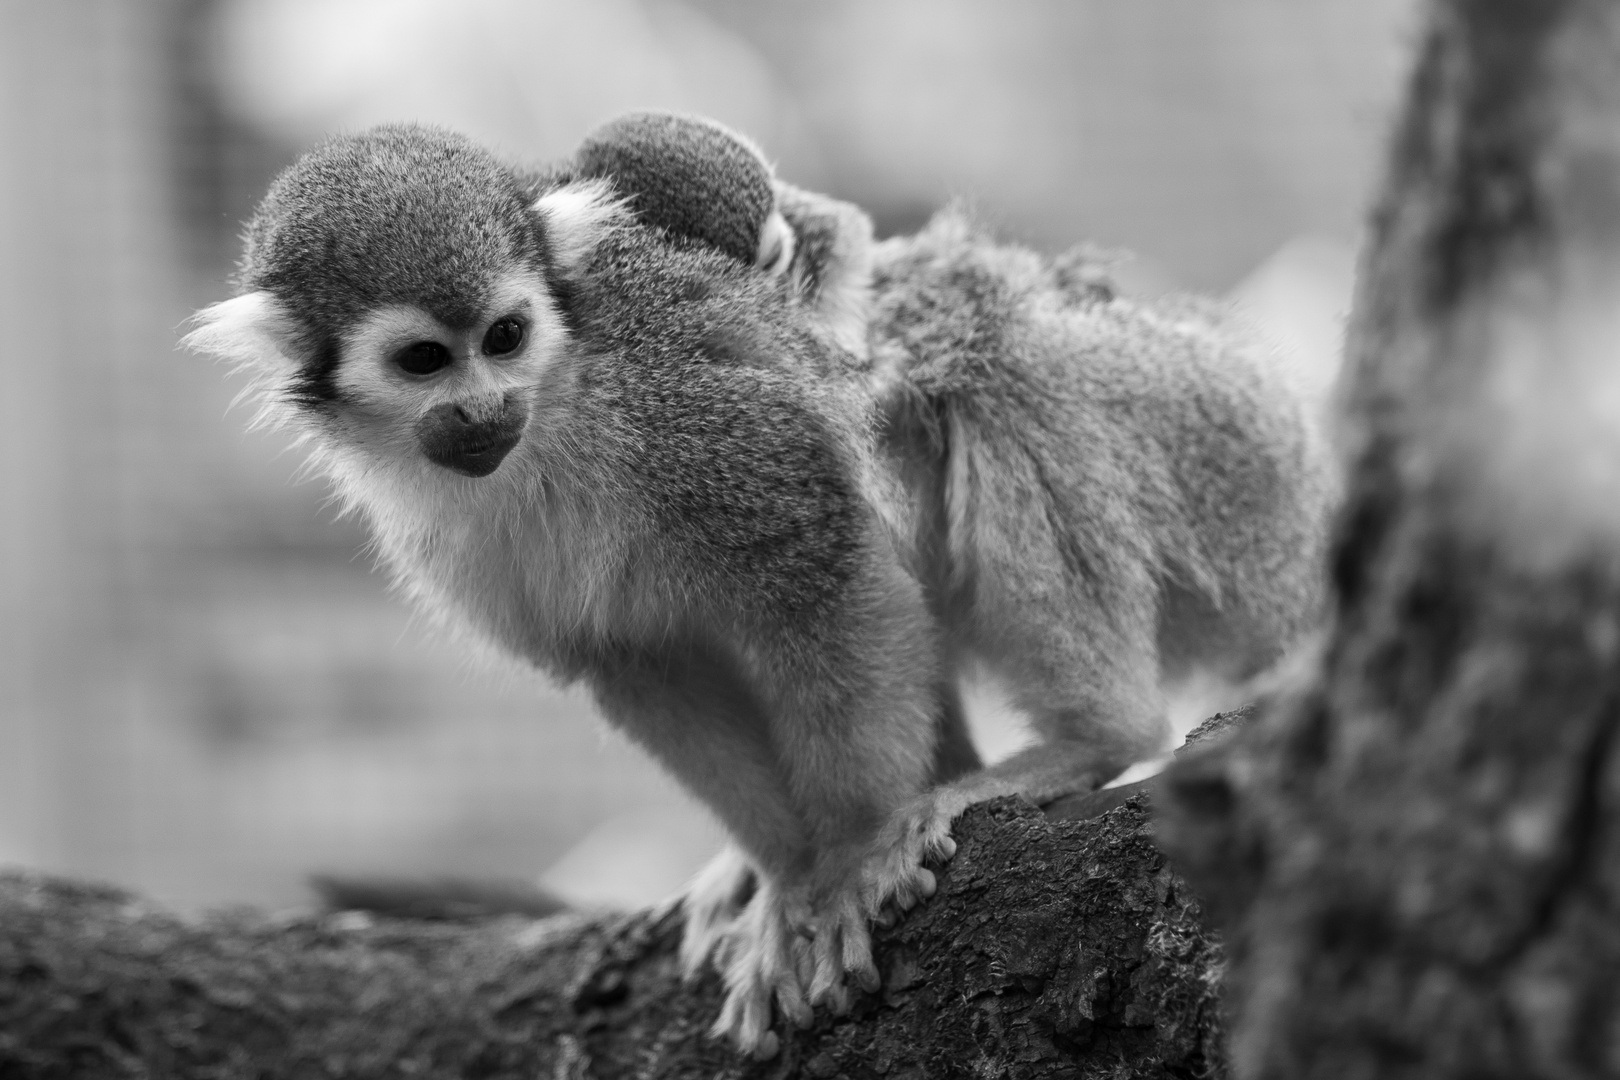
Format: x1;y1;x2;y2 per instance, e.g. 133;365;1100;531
435;431;524;477
417;403;529;478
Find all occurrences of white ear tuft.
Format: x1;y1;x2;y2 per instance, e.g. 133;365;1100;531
183;291;310;430
182;291;303;375
534;178;631;275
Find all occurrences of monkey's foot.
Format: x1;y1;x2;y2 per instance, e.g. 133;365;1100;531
862;788;970;919
678;843;756;979
711;879;814;1059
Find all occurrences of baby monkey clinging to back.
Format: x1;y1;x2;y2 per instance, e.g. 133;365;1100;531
186;116;1331;1058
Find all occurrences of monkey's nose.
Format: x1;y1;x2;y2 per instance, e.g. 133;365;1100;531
442;401;499;428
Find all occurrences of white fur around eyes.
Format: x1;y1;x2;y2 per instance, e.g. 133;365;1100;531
332;276;566;423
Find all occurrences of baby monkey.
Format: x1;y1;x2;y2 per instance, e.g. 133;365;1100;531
186;116;1331;1058
574;111;796;276
575;111;875;360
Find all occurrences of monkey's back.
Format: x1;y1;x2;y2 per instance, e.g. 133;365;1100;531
557;227;886;631
869;212;1332;683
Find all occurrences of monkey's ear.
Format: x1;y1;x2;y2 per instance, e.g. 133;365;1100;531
533;178;631;276
183;291;306;378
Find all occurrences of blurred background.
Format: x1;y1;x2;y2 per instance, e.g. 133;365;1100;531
0;0;1415;913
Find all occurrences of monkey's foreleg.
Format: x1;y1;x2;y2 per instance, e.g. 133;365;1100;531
587;562;943;1052
587;643;817;1056
748;565;944;1011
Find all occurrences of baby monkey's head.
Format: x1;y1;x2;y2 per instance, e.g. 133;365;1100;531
575;111;794;276
186;124;626;482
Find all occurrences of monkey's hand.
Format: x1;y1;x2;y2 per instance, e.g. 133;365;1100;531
709;877;817;1059
699;857;882;1054
677;843;756;979
802;860;883;1015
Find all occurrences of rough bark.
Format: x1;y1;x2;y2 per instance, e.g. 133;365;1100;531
0;717;1240;1080
1156;1;1620;1078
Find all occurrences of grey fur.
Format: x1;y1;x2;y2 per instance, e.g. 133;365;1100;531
873;213;1331;760
187;120;1332;1059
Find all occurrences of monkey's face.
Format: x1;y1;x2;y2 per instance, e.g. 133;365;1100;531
328;271;565;479
185;125;630;492
186;266;572;488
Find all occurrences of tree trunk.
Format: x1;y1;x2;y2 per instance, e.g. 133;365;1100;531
1157;1;1620;1077
0;716;1239;1080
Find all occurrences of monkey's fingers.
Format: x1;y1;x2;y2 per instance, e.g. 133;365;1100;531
774;969;814;1033
678;919;726;981
711;881;812;1057
677;844;756;980
808;924;841;1007
712;992;779;1064
807;891;879;1012
843;923;881;995
861;790;964;920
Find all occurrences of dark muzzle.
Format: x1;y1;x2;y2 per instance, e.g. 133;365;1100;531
416;397;528;478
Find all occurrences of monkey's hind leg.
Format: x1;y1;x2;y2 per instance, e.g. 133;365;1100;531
864;723;1156;915
862;446;1173;917
862;688;1166;922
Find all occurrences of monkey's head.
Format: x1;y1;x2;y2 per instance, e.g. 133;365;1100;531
575;112;795;276
185;124;625;485
572;112;876;359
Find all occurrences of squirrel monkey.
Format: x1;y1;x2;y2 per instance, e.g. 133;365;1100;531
185;116;1331;1058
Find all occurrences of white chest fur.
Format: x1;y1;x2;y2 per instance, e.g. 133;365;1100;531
336;449;639;670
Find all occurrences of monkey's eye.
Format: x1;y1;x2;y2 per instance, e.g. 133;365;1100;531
394;340;453;376
482;317;525;356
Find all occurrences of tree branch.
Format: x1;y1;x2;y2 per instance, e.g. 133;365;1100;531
0;725;1237;1080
